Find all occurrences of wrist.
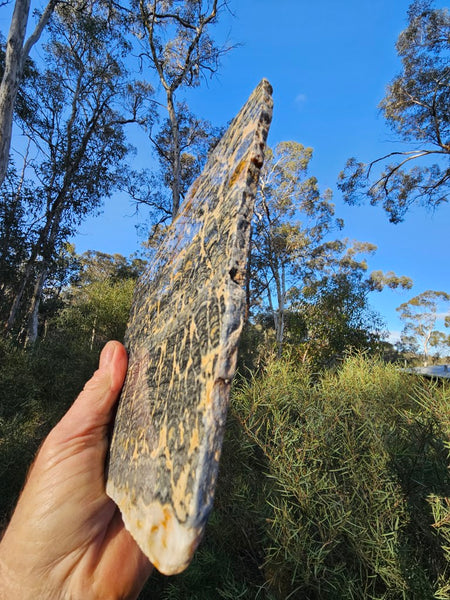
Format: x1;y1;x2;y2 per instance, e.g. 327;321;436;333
0;545;24;600
0;533;56;600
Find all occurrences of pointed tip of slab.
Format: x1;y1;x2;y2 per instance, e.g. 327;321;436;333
259;77;272;91
107;480;202;575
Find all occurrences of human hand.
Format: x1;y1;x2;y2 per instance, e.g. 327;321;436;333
0;341;153;600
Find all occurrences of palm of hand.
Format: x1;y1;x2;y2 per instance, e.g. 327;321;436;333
0;342;152;600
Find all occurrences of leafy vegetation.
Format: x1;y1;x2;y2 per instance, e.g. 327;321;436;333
397;291;450;363
137;354;449;599
338;0;450;223
2;341;448;598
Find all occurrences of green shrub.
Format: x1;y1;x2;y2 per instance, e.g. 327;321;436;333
2;337;448;599
0;336;99;526
0;339;44;524
429;487;450;600
226;354;449;599
139;355;449;599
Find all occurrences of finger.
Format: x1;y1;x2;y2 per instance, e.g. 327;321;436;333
98;340;129;396
52;341;128;441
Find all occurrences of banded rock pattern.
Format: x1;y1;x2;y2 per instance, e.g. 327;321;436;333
106;79;273;575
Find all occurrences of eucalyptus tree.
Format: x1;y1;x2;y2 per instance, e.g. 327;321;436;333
123;102;222;225
338;0;450;223
126;0;231;218
52;250;145;350
0;164;35;322
152;103;222;206
250;141;413;359
250;141;341;356
0;0;60;187
4;1;153;343
294;242;413;366
397;290;450;363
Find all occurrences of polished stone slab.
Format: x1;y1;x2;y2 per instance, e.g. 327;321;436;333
106;79;273;575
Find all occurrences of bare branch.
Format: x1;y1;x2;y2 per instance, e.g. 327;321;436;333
22;0;60;60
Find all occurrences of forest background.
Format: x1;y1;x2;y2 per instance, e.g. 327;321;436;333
0;0;449;598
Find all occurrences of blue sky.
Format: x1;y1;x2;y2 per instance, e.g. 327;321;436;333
2;0;449;340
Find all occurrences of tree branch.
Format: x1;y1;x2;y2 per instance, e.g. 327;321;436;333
22;0;60;61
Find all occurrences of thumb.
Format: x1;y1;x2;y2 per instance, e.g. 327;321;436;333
54;341;128;440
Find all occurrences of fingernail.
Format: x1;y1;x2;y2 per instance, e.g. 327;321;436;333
100;341;116;369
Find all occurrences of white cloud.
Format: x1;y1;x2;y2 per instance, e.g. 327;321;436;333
387;331;402;344
295;93;307;106
435;311;450;321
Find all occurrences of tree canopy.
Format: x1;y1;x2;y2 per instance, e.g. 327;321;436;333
1;1;148;343
397;289;450;362
126;0;231;218
338;0;450;223
248;141;413;364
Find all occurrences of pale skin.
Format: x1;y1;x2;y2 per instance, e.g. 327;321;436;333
0;341;153;600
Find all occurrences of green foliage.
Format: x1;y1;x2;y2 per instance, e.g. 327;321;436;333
154;103;223;201
0;167;35;323
251;141;340;356
251;142;411;362
138;383;272;600
53;276;135;349
127;0;229;217
149;355;449;599
294;241;398;368
232;357;406;598
0;339;42;526
0;3;152;342
44;250;142;351
0;250;139;526
1;332;449;599
247;238;411;370
397;290;450;361
0;335;98;527
429;490;450;600
414;381;450;599
338;0;450;222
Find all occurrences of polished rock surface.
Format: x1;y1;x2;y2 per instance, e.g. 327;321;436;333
106;79;273;575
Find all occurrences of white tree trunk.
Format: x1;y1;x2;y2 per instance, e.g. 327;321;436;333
0;0;58;187
24;264;47;346
0;0;31;186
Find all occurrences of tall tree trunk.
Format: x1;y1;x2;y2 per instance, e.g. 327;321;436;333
423;329;433;366
5;198;64;334
5;257;34;332
23;262;48;346
0;0;30;186
5;80;100;335
166;90;181;219
273;262;286;358
22;199;64;343
0;142;30;305
0;0;57;187
137;0;222;221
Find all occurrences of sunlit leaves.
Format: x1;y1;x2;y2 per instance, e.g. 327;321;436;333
397;289;450;360
338;1;450;222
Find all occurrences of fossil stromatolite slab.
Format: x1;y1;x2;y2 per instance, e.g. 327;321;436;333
106;79;273;575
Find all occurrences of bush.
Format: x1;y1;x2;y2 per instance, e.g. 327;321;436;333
0;336;99;527
1;337;448;599
228;354;450;599
142;354;447;600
